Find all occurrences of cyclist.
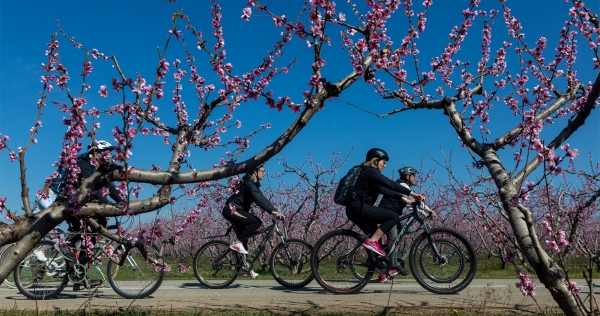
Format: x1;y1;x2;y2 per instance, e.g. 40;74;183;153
348;148;424;258
376;166;436;283
222;164;285;278
66;140;124;290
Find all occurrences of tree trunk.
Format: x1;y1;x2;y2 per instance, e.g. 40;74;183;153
484;149;584;316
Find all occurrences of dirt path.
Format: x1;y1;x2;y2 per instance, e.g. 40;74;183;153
1;279;596;314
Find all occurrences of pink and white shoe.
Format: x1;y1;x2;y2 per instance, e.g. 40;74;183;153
229;242;248;254
362;240;386;257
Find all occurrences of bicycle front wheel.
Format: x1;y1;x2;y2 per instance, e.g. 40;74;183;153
270;238;314;288
409;228;477;294
193;240;240;289
107;244;165;299
311;229;374;294
14;240;69;300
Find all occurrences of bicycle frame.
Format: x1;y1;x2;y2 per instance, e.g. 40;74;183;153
211;218;286;269
340;202;442;272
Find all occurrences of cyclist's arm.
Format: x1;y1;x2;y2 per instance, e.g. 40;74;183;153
246;181;277;214
366;168;412;195
378;186;405;200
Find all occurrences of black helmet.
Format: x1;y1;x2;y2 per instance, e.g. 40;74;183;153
366;148;389;161
399;166;418;178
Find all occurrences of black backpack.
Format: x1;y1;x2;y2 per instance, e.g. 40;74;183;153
333;165;363;206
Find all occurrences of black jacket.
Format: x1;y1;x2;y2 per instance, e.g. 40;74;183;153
352;166;411;206
77;154;124;204
379;179;409;214
225;174;277;214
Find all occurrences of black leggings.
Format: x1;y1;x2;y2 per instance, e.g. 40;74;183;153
346;202;399;237
222;207;262;250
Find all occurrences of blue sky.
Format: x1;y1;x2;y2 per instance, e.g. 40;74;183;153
1;0;599;215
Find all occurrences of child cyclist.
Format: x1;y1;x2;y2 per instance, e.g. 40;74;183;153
377;166;436;283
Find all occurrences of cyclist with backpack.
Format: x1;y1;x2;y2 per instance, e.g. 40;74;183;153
376;166;436;282
221;164;285;278
67;140;125;290
344;148;425;258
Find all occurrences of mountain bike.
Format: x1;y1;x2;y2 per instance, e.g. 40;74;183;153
13;220;166;299
193;218;314;289
311;201;477;294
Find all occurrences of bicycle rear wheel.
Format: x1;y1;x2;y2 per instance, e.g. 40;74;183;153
311;229;374;294
0;243;21;289
107;244;165;299
409;228;477;294
193;240;240;289
270;238;314;288
14;240;69;300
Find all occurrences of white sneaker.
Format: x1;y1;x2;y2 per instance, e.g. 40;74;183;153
249;270;259;279
33;249;47;262
230;242;248;254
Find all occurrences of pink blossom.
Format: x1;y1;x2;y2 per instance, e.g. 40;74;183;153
8;151;17;162
566;281;580;295
541;221;553;236
177;263;190;273
241;7;252;21
111;78;120;92
505;252;515;263
545;240;560;253
98;85;108;97
515;267;536;296
0;196;6;213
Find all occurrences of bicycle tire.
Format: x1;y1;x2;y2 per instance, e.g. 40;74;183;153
311;229;374;294
14;240;69;300
107;244;165;299
193;240;240;289
409;228;476;294
270;238;314;288
0;243;23;289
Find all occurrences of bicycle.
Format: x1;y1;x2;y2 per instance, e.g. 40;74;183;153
311;201;477;294
193;218;314;289
13;220;166;299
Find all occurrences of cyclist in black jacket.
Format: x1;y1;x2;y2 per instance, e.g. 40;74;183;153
222;164;284;257
348;148;424;258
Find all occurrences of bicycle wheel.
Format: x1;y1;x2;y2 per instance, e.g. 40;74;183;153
409;228;477;294
311;229;374;294
0;243;21;289
14;240;69;300
193;240;240;289
107;244;165;299
270;238;314;288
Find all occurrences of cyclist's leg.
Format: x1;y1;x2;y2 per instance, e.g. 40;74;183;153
349;203;398;256
222;208;261;249
360;204;399;234
345;207;377;237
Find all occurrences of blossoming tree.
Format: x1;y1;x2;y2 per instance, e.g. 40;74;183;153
317;0;598;314
0;1;377;282
0;1;598;314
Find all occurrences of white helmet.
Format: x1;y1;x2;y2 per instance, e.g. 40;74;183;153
87;140;113;152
